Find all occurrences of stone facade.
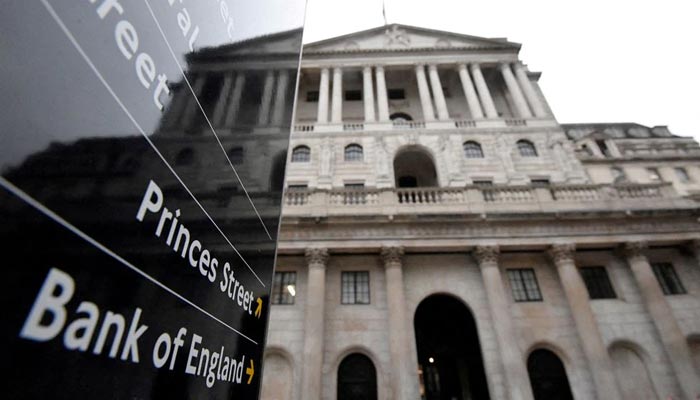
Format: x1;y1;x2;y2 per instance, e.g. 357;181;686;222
263;25;700;400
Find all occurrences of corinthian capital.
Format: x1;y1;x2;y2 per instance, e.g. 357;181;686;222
548;243;576;265
474;245;500;265
381;246;404;266
623;241;648;259
305;247;329;267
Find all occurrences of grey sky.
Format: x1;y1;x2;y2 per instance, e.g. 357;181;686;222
303;0;699;140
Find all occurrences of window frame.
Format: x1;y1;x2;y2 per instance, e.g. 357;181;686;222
463;141;484;159
306;90;319;102
579;266;616;299
341;271;370;305
344;143;364;162
291;145;311;163
517;140;538;157
674;167;691;183
507;268;543;302
271;271;297;305
344;90;362;101
651;263;686;295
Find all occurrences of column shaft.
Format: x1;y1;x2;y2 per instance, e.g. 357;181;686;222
317;68;330;123
624;242;700;399
257;69;276;126
475;246;533;400
470;64;498;118
271;69;290;126
513;63;547;117
212;73;233;126
457;64;484;119
428;65;450;120
182;74;207;127
375;66;390;122
301;248;328;400
500;63;533;118
224;73;245;127
331;67;343;123
362;66;376;122
548;244;622;400
415;65;435;121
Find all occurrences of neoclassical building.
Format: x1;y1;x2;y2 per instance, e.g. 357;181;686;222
262;25;700;400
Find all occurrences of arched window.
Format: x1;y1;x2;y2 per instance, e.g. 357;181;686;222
175;148;195;166
291;145;310;162
517;140;538;157
528;349;573;400
344;144;363;162
227;147;244;165
337;353;377;400
390;112;413;122
463;141;484;158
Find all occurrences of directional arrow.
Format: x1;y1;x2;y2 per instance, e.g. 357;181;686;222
255;298;262;318
246;359;254;384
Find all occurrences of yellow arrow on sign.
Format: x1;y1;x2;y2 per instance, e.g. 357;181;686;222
246;359;254;384
255;298;262;318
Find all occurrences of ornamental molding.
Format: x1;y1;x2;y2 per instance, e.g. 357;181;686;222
305;247;329;266
474;245;500;265
380;246;404;265
547;243;576;264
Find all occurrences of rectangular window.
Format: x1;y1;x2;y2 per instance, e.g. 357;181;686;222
341;271;370;304
473;180;493;186
271;271;297;304
387;89;405;100
647;167;661;182
651;263;686;295
531;179;550;187
507;268;543;302
675;167;691;183
579;267;616;299
306;91;319;102
344;90;362;101
287;184;308;191
344;183;365;189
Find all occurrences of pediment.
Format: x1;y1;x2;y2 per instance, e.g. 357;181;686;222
304;24;520;53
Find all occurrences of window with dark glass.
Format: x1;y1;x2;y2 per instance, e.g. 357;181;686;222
611;167;627;183
341;271;370;304
271;271;297;305
596;139;611;157
507;268;542;302
306;90;319;102
675;167;691;183
291;145;310;162
531;179;550;187
344;144;363;161
651;263;686;295
463;141;484;158
579;267;616;299
517;140;538;157
473;180;493;186
227;146;244;165
388;89;405;100
175;148;195;166
344;90;362;101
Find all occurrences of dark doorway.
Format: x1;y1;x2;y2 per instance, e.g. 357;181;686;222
394;147;437;188
414;295;490;400
527;349;574;400
337;353;378;400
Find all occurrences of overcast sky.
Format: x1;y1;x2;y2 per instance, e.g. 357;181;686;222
302;0;699;140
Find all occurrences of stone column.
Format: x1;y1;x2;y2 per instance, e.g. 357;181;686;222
428;65;449;120
182;74;207;127
548;244;622;400
381;247;420;400
271;69;290;126
624;242;700;399
331;67;343;123
375;66;390;122
301;248;329;400
223;73;245;127
475;246;534;400
257;69;276;126
317;68;330;123
362;66;376;122
415;64;435;121
457;64;484;119
469;63;498;119
212;73;234;126
513;63;547;118
499;63;532;118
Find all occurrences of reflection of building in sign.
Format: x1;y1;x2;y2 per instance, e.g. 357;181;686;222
264;24;700;400
2;27;302;399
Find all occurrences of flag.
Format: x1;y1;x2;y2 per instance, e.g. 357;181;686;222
382;0;387;25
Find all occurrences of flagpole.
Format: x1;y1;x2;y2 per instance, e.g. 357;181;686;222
382;0;388;25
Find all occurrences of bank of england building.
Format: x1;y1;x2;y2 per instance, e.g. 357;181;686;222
262;24;700;400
